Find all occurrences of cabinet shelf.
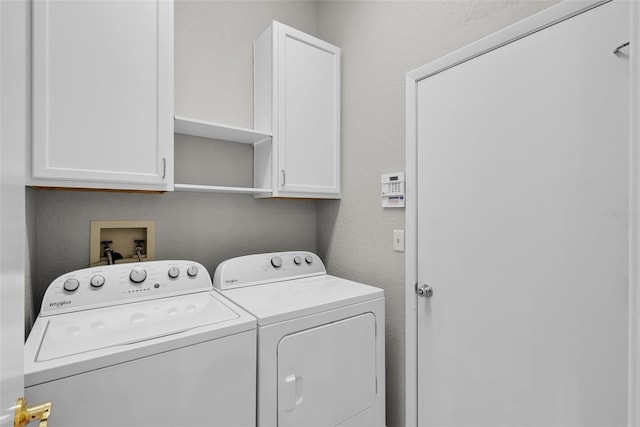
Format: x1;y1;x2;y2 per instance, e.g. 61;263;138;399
174;116;272;195
174;183;271;195
174;116;271;145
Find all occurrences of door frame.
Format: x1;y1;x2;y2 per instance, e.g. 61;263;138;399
0;0;28;424
404;1;639;425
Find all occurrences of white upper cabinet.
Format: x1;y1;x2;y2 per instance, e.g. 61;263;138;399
30;0;174;191
253;22;341;199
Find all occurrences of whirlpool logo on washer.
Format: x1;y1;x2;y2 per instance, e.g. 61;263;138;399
224;279;238;285
49;300;71;309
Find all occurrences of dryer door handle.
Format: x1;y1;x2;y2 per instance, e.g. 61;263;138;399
281;374;304;412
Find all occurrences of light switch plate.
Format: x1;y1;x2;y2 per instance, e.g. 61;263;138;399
393;230;405;252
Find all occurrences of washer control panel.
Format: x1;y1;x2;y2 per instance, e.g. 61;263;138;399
213;251;326;290
40;260;211;316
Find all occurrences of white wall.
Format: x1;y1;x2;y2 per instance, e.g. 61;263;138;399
315;2;558;426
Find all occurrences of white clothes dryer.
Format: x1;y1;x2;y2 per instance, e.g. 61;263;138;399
213;252;385;427
24;260;257;427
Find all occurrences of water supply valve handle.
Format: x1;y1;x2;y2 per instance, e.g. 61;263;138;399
14;397;52;427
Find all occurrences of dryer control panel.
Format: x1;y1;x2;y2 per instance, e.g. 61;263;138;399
40;260;212;316
213;251;326;290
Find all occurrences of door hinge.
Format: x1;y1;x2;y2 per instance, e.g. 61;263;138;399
162;158;166;179
14;398;51;427
281;169;286;188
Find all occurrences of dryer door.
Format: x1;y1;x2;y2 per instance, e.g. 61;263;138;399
277;312;377;426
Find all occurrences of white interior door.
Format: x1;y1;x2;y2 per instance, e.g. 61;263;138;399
416;1;630;425
0;0;27;425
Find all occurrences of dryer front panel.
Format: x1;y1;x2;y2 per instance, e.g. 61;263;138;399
277;313;377;426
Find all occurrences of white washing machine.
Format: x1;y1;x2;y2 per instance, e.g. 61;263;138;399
213;251;386;427
24;260;257;427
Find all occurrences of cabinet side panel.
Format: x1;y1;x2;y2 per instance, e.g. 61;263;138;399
254;139;273;193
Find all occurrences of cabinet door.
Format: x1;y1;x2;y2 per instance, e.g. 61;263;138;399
276;24;340;198
32;0;173;191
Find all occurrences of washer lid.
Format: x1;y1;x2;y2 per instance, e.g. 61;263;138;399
36;292;239;361
222;275;384;326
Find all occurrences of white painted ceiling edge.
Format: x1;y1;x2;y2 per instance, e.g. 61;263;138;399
404;1;640;426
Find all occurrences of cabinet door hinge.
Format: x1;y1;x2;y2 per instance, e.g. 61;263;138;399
162;158;166;179
281;170;286;188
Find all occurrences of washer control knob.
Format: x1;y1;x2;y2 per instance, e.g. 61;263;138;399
90;275;105;288
271;256;283;268
187;266;199;277
168;267;180;279
293;256;302;265
305;255;313;265
63;278;80;292
129;267;147;284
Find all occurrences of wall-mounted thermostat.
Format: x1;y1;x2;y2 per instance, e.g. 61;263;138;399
381;172;405;208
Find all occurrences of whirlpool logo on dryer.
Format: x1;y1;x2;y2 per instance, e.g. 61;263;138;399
49;300;71;309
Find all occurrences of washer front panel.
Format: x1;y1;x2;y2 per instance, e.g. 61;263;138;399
26;330;257;427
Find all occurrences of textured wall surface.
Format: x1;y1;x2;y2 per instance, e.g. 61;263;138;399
315;2;557;426
25;188;37;335
31;190;316;314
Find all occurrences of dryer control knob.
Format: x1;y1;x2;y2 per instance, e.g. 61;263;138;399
305;255;313;265
168;267;180;279
293;256;302;265
187;266;198;277
271;256;283;268
90;275;105;288
129;267;147;284
63;278;80;292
